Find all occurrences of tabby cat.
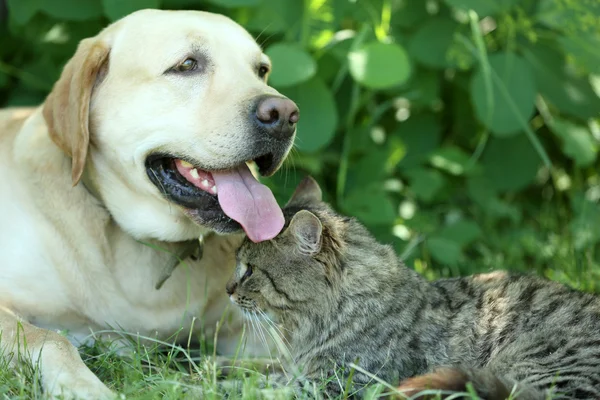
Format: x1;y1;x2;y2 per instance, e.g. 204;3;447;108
226;176;600;399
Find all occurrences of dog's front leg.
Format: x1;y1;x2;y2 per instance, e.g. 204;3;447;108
0;305;114;399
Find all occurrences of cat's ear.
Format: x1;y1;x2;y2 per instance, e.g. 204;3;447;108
286;176;323;207
286;210;322;255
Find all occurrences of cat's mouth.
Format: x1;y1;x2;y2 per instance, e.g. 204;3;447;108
229;293;259;315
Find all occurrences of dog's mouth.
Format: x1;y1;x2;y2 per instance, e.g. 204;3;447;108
145;154;284;242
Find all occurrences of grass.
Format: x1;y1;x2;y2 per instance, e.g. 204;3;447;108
0;331;486;400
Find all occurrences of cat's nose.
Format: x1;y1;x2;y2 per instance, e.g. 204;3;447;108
226;282;237;296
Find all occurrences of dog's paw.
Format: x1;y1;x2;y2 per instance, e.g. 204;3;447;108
44;369;114;400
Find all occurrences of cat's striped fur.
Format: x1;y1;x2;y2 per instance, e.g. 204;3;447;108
227;177;600;399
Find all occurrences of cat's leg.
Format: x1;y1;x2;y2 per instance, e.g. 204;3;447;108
0;305;114;399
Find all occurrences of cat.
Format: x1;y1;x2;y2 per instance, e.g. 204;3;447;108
226;176;600;399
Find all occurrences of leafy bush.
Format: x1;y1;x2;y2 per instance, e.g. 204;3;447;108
1;0;599;287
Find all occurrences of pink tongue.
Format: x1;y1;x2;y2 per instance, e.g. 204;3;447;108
212;164;284;242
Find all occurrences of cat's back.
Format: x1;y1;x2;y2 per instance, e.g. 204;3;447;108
437;271;600;330
433;271;600;367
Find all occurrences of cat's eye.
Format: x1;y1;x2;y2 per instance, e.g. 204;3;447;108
242;264;253;281
173;58;198;73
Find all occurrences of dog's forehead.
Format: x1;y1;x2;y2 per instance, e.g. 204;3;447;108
109;10;263;69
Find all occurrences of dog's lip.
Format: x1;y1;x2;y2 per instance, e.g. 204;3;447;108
145;154;219;207
146;152;276;178
173;158;218;195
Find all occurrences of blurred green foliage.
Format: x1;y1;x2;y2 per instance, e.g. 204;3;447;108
1;0;599;287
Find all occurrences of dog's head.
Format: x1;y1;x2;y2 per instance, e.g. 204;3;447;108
42;10;298;243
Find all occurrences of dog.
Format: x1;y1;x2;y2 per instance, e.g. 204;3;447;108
0;9;298;399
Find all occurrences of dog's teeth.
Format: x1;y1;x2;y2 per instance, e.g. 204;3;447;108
180;160;193;168
201;179;209;187
211;186;218;194
190;168;200;179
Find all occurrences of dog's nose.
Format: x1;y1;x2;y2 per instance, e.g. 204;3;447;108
255;96;299;140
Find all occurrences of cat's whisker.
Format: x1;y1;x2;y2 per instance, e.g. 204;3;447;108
252;311;274;366
256;309;293;361
256;309;292;348
245;311;261;357
256;315;287;361
261;310;294;337
255;316;293;360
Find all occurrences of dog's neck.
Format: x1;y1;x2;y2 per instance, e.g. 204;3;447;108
80;161;104;203
80;157;205;290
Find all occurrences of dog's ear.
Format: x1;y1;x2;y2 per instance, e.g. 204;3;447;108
286;176;323;207
43;38;109;186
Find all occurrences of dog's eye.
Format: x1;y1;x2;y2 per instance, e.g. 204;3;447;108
174;58;198;73
258;65;269;79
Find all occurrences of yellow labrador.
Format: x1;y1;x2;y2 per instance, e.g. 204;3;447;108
0;9;297;399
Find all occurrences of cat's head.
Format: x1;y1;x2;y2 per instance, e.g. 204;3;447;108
226;176;347;319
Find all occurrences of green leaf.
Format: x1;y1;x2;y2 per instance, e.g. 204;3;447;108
5;86;46;107
429;146;477;176
40;0;103;21
481;135;540;192
444;0;500;16
569;193;600;250
6;0;41;24
265;43;317;88
0;72;8;89
262;169;308;205
522;42;600;120
404;213;439;235
446;0;519;15
470;52;537;136
401;70;442;107
405;168;445;202
348;42;412;89
102;0;161;21
20;56;60;91
342;184;396;225
350;142;406;190
549;118;598;167
427;237;463;266
280;77;337;153
535;0;600;34
558;35;600;75
408;17;458;68
316;53;340;83
396;114;442;169
392;0;429;29
205;0;260;7
244;13;285;35
467;177;521;222
438;220;483;247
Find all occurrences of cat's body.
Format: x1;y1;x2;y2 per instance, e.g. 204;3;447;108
227;177;600;399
